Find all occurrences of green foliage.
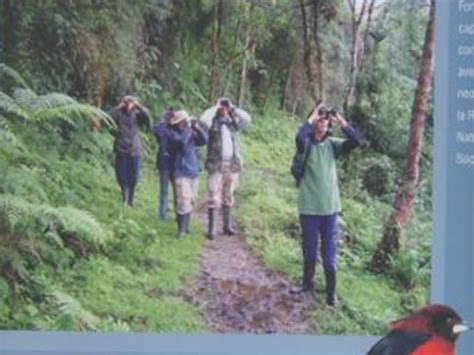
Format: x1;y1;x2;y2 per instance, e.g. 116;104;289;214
0;66;204;331
359;155;397;198
0;64;31;95
47;290;100;331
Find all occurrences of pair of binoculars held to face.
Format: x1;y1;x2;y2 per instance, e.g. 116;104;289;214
317;107;337;120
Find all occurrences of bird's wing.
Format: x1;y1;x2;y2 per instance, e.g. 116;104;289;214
366;330;431;355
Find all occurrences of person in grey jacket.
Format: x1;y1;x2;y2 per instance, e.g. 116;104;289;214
200;97;251;240
110;96;151;206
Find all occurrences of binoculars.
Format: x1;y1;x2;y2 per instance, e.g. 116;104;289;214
317;107;337;119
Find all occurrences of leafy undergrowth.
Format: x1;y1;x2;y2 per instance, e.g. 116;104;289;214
236;109;431;335
0;77;205;332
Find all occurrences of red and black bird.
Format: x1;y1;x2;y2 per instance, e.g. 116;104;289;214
367;304;470;355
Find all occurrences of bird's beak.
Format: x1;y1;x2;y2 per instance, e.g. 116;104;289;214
453;324;471;334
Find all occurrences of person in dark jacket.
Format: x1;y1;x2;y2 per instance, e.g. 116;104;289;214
167;110;207;238
153;108;175;220
199;97;251;240
290;101;362;306
110;96;151;206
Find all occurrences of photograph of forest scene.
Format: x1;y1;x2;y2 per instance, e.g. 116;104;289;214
0;0;434;335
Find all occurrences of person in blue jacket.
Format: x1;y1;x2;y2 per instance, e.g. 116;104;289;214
153;108;175;220
167;110;208;238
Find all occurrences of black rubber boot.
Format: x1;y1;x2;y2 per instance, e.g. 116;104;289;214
128;186;135;206
290;260;315;294
324;268;336;306
223;206;236;236
176;214;186;239
206;208;217;240
185;213;191;234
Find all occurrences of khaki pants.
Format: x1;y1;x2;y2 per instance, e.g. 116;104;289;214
207;162;239;208
174;177;198;215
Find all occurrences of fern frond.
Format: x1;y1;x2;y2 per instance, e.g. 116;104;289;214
100;316;131;331
38;205;109;257
54;207;110;249
0;195;31;232
0;92;31;120
31;93;77;111
49;290;99;331
33;103;114;128
0;116;28;152
0;63;31;95
12;88;38;110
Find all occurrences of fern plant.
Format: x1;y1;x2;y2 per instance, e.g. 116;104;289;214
0;64;31;96
48;290;99;331
0;194;110;310
0;64;114;128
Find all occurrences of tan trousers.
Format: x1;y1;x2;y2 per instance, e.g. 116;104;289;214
207;162;239;208
174;177;198;215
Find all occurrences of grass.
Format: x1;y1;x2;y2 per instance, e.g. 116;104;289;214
0;118;206;332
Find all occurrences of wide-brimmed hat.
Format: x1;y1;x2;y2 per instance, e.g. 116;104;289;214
170;110;191;125
121;95;139;104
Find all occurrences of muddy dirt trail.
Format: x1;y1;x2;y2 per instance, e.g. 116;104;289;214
183;202;316;334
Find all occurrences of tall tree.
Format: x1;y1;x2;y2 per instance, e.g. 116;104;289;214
209;0;224;103
300;0;319;102
3;0;17;63
311;0;324;101
238;3;255;107
343;0;369;111
371;0;435;271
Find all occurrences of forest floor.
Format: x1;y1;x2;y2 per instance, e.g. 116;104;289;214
182;201;316;334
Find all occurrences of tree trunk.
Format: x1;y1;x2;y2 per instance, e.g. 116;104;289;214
312;0;323;101
3;0;16;63
343;0;368;111
300;0;319;103
238;6;254;107
209;0;223;103
371;0;435;272
361;0;376;63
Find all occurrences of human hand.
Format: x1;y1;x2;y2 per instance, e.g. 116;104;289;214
308;102;327;125
332;112;348;128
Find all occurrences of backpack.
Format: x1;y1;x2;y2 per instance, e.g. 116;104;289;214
290;143;312;187
291;138;338;187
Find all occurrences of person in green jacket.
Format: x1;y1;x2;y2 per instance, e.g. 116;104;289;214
290;102;362;306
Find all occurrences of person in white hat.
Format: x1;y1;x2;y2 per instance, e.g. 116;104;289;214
167;110;207;238
200;98;251;240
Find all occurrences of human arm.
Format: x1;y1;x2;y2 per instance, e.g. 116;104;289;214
295;122;313;153
166;127;193;148
228;106;251;131
191;121;208;146
330;112;363;155
135;104;152;131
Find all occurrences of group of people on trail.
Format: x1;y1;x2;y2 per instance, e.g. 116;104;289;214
110;96;251;240
110;95;362;307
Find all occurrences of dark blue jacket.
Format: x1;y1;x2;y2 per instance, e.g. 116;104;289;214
168;125;208;179
153;120;172;171
296;122;362;155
